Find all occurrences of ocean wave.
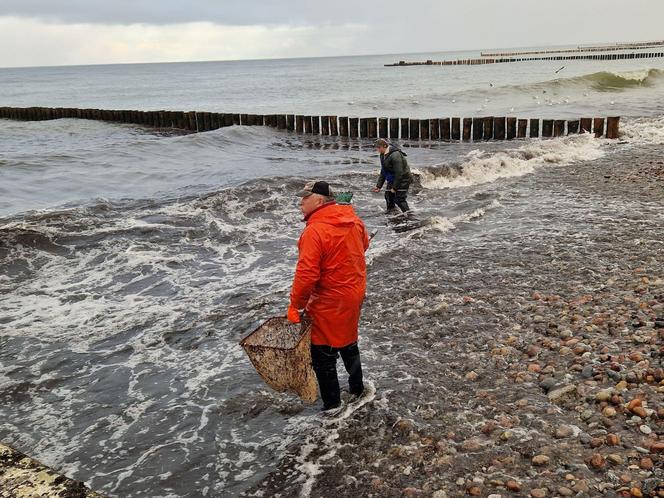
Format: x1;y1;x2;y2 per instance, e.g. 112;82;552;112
414;133;605;190
516;68;664;93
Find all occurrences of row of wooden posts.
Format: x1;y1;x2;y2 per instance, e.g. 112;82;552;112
386;51;664;67
0;106;620;140
481;40;664;57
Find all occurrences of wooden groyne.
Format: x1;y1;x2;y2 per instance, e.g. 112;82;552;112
0;442;106;497
481;40;664;57
386;51;664;67
0;106;621;140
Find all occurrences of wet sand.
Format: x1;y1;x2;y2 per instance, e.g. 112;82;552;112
248;146;663;498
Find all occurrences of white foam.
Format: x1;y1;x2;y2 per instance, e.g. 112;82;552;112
415;134;606;190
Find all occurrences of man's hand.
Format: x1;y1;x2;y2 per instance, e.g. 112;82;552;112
287;305;301;323
371;187;381;193
390;188;396;193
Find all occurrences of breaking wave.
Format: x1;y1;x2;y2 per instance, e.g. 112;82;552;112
415;133;606;190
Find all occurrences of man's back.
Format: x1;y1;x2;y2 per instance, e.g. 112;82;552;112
291;202;369;347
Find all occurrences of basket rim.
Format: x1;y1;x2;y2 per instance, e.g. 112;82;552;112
239;315;312;350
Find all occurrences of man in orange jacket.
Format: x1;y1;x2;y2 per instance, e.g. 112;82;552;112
287;180;370;411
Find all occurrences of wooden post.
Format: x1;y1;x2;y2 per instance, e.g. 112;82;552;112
186;112;196;131
542;119;554;137
430;119;440;140
462;118;473;142
400;118;410;139
420;119;430;140
240;114;248;125
287;114;295;131
530;119;540;138
232;114;241;125
493;117;505;140
304;116;313;134
517;119;528;138
483;117;494;140
349;117;359;137
209;113;220;130
580;118;592;134
441;118;451;140
451;118;461;140
321;115;330;135
567;120;580;134
389;118;399;139
224;114;234;127
312;116;320;134
593;118;605;138
296;115;305;133
368;118;378;138
279;114;289;130
379;117;388;138
606;116;620;139
329;116;338;136
553;120;565;137
506;117;517;139
409;119;420;140
339;116;349;137
472;117;484;141
202;112;212;131
359;118;368;138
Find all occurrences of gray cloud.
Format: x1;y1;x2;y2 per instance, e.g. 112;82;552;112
1;0;384;25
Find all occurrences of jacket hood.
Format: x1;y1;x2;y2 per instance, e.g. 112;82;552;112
305;202;359;227
386;144;407;157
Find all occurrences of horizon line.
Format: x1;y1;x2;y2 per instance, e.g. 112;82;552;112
0;37;656;71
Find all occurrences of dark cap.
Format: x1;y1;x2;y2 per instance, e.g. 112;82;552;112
297;180;335;198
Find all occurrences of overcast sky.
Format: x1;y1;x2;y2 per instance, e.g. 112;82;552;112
1;1;662;67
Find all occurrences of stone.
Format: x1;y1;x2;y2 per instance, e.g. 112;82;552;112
596;390;612;402
603;407;617;417
532;454;550;466
607;454;623;465
539;377;557;392
403;487;422;497
506;480;521;492
630;488;643;498
639;457;653;470
639;425;652;435
615;380;628;391
555;425;574;438
558;487;573;497
588;453;606;470
581;365;594;378
606;434;621;446
531;489;547;498
467;486;481;496
548;384;577;402
632;406;647;418
465;371;479;382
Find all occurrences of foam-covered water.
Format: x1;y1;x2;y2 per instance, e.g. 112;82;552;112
2;53;664;497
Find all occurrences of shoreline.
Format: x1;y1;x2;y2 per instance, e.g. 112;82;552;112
249;146;663;497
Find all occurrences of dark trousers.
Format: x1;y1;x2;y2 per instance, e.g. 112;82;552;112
385;182;410;212
310;342;364;410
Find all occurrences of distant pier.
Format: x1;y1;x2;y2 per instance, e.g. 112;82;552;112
386;51;664;67
0;106;621;141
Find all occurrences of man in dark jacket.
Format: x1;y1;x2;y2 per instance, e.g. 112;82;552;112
372;138;412;212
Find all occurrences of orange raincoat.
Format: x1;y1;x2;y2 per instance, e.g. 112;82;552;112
290;202;369;347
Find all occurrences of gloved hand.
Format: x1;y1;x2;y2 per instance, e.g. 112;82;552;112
287;305;301;323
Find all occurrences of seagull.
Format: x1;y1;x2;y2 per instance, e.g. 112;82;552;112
451;99;456;103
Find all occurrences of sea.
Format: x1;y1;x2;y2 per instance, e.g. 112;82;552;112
1;47;664;497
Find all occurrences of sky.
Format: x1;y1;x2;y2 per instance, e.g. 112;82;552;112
0;1;662;68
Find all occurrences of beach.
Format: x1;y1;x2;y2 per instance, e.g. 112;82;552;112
0;52;663;497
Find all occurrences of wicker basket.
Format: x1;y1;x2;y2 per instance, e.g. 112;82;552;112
240;316;318;402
